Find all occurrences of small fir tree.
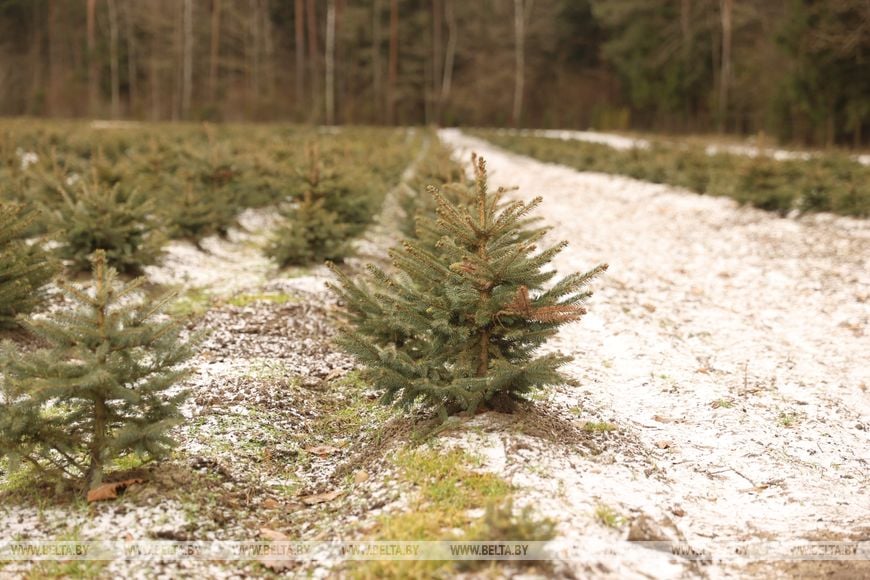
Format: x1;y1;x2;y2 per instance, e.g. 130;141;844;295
0;202;56;328
405;152;543;259
400;138;469;239
168;182;239;244
46;176;165;274
329;156;608;418
184;144;246;226
0;251;198;493
268;144;352;266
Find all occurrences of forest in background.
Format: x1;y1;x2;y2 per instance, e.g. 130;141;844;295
0;0;867;146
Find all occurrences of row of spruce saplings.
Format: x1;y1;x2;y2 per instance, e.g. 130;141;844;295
473;131;870;217
0;131;437;495
0;143;608;497
0;124;419;276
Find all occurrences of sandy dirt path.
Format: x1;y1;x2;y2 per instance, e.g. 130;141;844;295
440;129;869;578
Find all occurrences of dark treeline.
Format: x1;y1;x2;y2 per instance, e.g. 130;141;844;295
0;0;867;146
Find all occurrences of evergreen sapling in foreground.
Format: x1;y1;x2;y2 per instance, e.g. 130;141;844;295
0;202;56;328
0;251;198;493
329;155;607;418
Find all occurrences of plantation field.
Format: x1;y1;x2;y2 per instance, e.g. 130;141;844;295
0;123;868;578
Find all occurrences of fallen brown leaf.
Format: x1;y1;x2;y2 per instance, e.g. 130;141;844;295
300;490;342;505
305;445;340;457
259;528;289;541
86;479;144;503
258;528;293;571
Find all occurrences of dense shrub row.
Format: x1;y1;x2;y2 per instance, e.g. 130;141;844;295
471;131;869;218
0;120;423;342
0;124;426;495
0;121;420;277
267;133;420;266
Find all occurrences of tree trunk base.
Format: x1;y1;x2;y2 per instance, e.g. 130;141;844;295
483;391;518;414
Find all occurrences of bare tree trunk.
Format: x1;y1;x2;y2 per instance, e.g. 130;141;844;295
710;8;719;113
107;0;121;118
440;0;456;119
150;29;160;120
263;0;275;100
305;0;320;120
423;43;431;125
124;1;137;115
512;0;525;127
182;0;194;119
28;2;44;114
334;0;344;121
681;0;691;49
387;0;398;124
325;0;336;125
47;0;60;115
86;398;109;492
210;0;222;102
432;0;442;123
172;2;182;120
87;0;98;116
295;0;305;110
250;0;260;106
372;0;382;123
681;0;691;126
718;0;732;132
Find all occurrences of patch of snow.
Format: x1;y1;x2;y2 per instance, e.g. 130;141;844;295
145;208;278;296
439;128;870;578
487;127;870;165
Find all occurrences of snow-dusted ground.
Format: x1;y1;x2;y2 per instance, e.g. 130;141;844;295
440;129;869;578
2;130;867;579
492;127;870;165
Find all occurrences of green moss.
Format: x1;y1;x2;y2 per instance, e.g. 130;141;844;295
594;503;625;529
225;292;299;308
458;499;557;572
311;372;394;438
466;499;556;542
778;411;800;427
239;359;296;382
183;405;295;461
112;453;148;471
582;421;617;433
349;447;514;579
24;556;106;579
167;287;212;318
21;528;107;579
